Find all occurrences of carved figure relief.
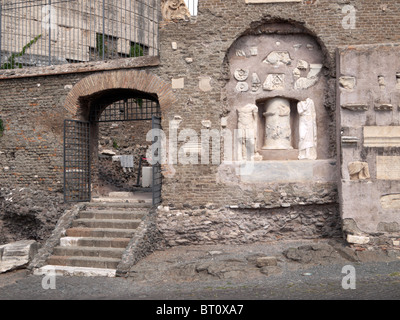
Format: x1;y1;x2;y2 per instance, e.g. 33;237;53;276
348;161;370;180
263;51;292;67
297;98;317;160
263;74;285;91
263;98;292;150
237;104;259;160
161;0;191;21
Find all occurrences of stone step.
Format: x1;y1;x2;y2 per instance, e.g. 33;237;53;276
60;237;130;248
34;265;116;277
53;246;125;259
66;227;137;238
91;197;152;204
47;255;121;269
108;192;136;198
84;201;152;209
79;210;146;220
72;218;141;229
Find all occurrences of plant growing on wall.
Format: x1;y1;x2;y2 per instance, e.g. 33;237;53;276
0;119;4;137
96;34;108;58
112;139;120;150
129;43;145;58
0;34;42;69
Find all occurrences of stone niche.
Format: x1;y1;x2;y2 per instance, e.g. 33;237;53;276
225;32;330;163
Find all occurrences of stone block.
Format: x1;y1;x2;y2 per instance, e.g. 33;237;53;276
347;235;370;245
255;256;278;268
364;126;400;148
0;240;40;273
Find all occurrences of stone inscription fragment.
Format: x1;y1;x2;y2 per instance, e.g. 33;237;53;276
377;156;400;180
364;126;400;147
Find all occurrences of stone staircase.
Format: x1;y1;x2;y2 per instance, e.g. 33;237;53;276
35;192;152;277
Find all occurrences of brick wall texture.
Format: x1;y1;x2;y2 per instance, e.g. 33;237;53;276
1;0;399;243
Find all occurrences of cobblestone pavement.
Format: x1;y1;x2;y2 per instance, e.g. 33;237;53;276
1;240;400;301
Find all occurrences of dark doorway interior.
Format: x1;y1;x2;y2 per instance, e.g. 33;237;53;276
64;90;162;205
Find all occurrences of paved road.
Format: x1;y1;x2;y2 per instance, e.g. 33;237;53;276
1;260;400;301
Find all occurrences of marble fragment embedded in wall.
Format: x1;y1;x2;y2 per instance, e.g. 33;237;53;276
161;0;190;20
262;98;292;150
297;98;317;160
234;69;249;81
263;51;292;67
348;161;370;180
236;82;249;92
251;73;261;92
263;74;285;91
227;32;328;161
237;104;259;160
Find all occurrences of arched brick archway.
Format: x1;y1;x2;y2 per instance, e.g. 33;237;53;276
63;69;173;204
64;69;176;118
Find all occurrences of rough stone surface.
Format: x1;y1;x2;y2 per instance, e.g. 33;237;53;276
156;204;341;247
0;240;40;273
0;188;70;245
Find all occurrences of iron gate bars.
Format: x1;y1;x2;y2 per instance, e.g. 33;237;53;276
64;120;91;202
0;0;160;69
152;115;162;205
90;97;161;122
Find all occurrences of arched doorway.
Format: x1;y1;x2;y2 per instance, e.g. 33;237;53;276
62;70;176;205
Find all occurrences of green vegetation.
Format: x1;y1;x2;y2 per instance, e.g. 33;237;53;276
112;139;119;149
1;34;42;69
96;34;108;58
130;43;144;58
0;119;4;137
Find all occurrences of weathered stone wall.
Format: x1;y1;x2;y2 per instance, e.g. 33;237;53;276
2;0;400;244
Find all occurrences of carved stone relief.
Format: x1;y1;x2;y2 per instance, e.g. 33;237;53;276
237;104;259;160
262;98;292;150
294;64;322;90
234;69;249;81
262;51;292;67
297;98;317;160
250;47;258;56
161;0;191;21
339;76;356;90
263;74;285;91
251;73;261;92
348;161;370;180
236;82;249;92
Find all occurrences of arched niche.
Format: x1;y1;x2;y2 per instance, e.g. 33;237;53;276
224;22;332;161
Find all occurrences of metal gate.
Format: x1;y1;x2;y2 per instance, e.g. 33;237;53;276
152;116;162;206
63;120;91;203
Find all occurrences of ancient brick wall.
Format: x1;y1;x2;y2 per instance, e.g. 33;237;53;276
2;0;400;244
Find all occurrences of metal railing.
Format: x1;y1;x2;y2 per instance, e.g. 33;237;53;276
0;0;160;69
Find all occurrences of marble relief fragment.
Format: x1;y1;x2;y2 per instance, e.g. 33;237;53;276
263;51;292;67
348;161;370;180
263;74;285;91
236;82;249;92
297;98;317;160
234;68;249;81
251;73;261;92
